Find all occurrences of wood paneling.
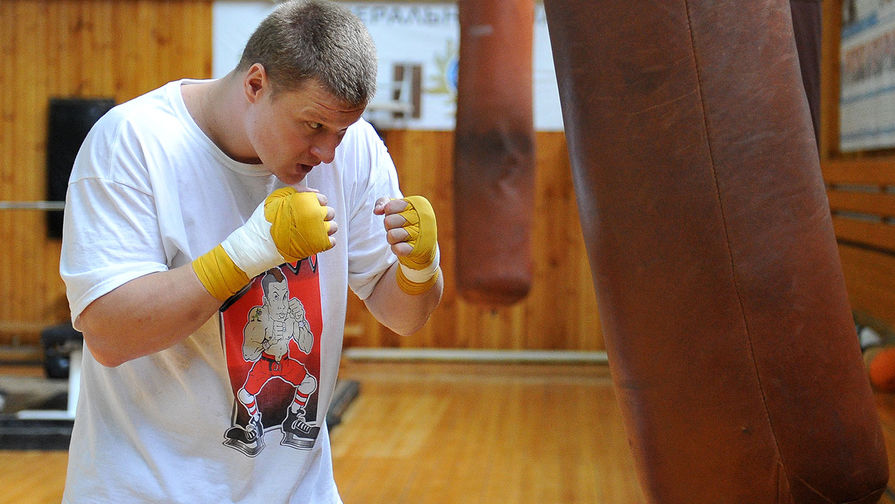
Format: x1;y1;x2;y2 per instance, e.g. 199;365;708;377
827;190;895;217
839;244;895;329
0;0;212;344
2;1;603;351
833;217;895;252
820;1;895;334
824;158;895;333
344;130;603;351
823;158;895;184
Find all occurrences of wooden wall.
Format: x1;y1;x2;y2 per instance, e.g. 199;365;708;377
0;0;605;351
820;0;895;336
344;130;602;350
0;0;213;343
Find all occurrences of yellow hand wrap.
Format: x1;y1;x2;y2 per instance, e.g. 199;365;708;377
264;188;332;263
395;195;440;295
192;244;250;302
192;187;333;301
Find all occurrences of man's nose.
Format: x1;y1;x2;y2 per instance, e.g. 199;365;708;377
310;134;339;164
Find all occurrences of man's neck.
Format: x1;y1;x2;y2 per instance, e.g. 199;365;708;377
182;75;257;163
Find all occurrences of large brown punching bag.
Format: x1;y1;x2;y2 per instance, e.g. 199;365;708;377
790;0;822;145
543;1;888;503
454;0;535;305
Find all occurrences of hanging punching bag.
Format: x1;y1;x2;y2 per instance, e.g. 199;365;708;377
454;0;535;305
543;1;888;502
790;0;822;144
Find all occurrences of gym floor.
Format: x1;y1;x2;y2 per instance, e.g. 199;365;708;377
874;393;895;503
1;359;894;503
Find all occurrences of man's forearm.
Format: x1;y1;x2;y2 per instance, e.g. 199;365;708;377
77;264;222;367
364;261;443;336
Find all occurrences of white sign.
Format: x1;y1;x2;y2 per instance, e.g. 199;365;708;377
213;1;564;131
840;0;895;151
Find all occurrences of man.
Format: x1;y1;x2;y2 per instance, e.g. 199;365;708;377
59;1;443;502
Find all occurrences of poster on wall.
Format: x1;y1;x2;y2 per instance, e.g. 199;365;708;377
212;1;564;131
840;0;895;151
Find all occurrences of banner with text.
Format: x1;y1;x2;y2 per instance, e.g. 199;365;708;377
213;1;564;131
840;0;895;151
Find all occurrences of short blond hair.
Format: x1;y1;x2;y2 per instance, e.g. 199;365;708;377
237;0;377;107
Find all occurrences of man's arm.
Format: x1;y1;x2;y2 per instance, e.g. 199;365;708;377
77;187;336;367
364;196;443;335
364;261;443;335
77;265;221;367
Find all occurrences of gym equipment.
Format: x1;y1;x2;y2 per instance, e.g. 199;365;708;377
543;0;888;502
45;98;115;238
0;320;359;449
454;0;535;305
42;322;84;380
0;323;81;450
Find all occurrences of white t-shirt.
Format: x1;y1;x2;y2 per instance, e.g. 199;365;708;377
59;79;400;503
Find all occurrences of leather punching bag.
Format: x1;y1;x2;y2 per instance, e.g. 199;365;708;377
454;0;535;305
543;1;888;502
790;0;822;145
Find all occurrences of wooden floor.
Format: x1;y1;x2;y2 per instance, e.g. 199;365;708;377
873;392;895;504
331;361;644;503
5;360;895;503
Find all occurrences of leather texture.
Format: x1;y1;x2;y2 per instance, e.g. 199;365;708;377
454;0;535;305
789;0;822;144
543;0;889;501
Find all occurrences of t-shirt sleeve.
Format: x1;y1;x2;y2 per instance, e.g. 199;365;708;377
60;115;169;327
343;122;402;300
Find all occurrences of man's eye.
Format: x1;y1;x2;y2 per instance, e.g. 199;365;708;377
308;122;322;130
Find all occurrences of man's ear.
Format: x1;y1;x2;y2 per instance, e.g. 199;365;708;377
244;63;268;103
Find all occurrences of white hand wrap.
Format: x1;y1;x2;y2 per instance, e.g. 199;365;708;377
220;202;286;279
398;245;440;284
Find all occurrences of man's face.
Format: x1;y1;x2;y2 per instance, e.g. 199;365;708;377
264;280;290;321
245;73;365;185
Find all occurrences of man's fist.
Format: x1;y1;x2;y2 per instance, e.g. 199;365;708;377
374;195;440;295
193;187;336;301
264;188;335;263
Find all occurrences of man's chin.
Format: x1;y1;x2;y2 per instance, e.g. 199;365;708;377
276;172;308;186
278;164;315;185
